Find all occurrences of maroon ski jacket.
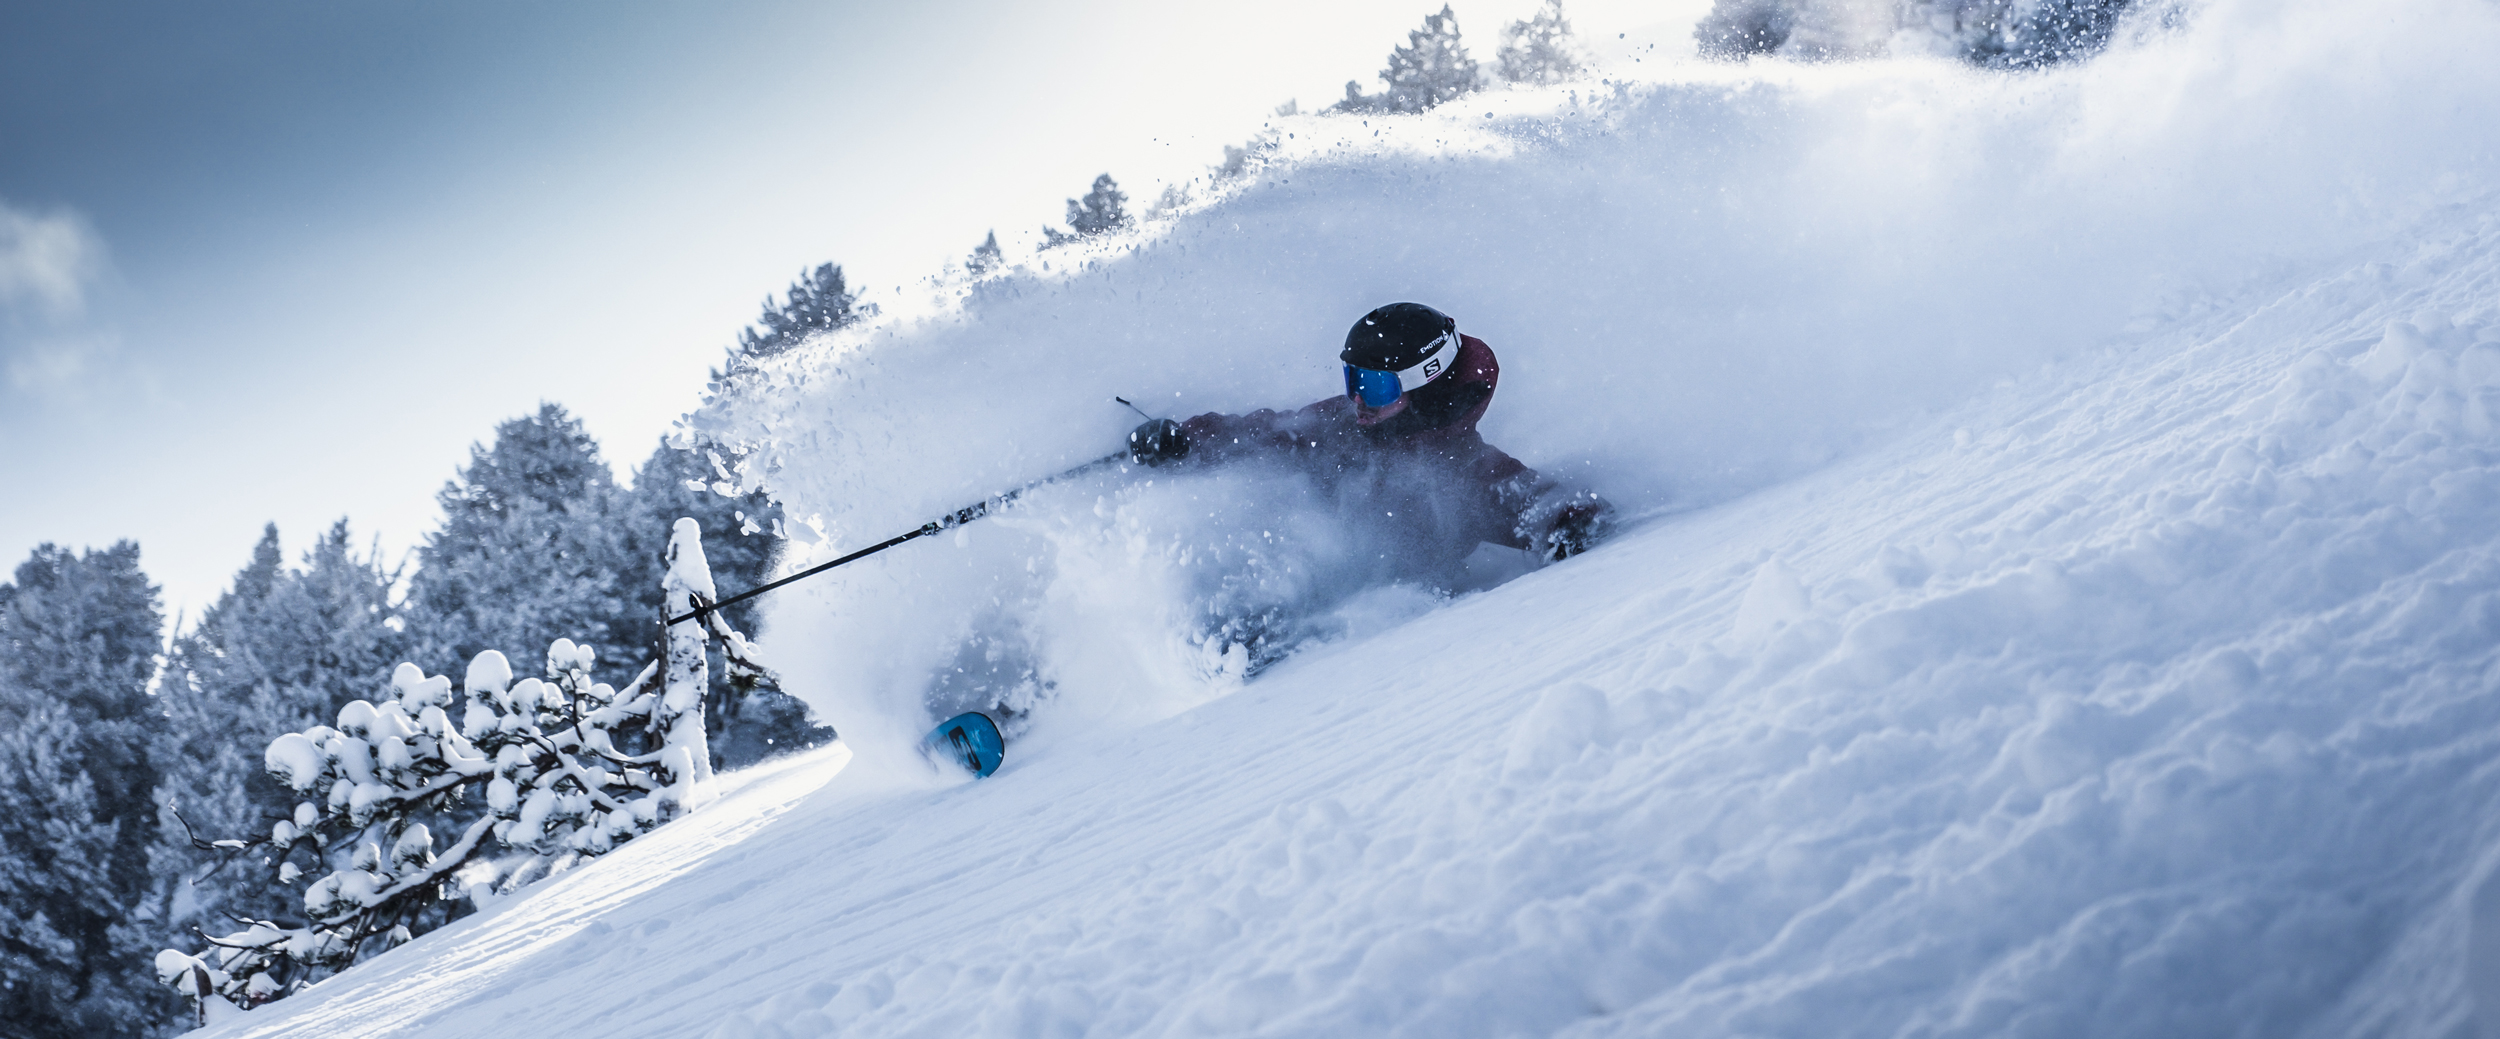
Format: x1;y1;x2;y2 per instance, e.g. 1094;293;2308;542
1165;335;1549;578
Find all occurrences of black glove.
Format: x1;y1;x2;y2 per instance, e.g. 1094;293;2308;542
1128;418;1188;467
1538;495;1613;562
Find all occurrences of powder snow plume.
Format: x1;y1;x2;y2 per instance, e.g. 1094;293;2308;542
693;0;2500;753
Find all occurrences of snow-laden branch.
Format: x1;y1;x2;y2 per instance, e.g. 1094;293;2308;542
156;519;759;1020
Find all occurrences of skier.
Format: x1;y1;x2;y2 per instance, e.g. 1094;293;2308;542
1124;302;1611;582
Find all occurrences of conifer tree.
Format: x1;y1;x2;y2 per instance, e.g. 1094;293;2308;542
623;443;775;639
408;406;829;770
1695;0;1792;57
1334;5;1481;114
1698;0;2132;65
150;523;405;957
0;542;176;1037
1497;0;1583;85
1039;174;1132;249
0;703;137;1038
966;231;1004;275
620;440;833;768
1934;0;2134;67
734;263;861;360
405;404;634;686
156;522;762;1018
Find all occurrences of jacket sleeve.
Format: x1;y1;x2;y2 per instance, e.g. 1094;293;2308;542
1473;441;1542;550
1172;398;1342;467
1482;449;1616;560
1174;409;1289;467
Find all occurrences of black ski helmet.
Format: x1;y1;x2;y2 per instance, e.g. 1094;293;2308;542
1342;302;1457;375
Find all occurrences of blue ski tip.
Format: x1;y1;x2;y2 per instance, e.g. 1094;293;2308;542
923;712;1005;778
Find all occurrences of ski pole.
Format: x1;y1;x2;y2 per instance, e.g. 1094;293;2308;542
668;451;1129;625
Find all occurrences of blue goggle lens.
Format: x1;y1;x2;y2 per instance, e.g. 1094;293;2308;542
1344;365;1402;408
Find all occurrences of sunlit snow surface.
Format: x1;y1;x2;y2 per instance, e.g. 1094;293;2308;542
204;0;2500;1035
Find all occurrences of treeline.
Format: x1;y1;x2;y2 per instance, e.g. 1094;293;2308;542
0;4;1601;1036
0;308;844;1037
936;1;1589;283
1696;0;2142;65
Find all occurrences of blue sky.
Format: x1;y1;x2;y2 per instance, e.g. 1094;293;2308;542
0;0;1691;619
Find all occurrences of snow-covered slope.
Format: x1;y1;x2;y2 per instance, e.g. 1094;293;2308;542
202;0;2500;1035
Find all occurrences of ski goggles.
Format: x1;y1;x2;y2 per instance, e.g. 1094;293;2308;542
1343;330;1459;408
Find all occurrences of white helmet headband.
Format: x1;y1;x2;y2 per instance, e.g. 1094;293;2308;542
1390;329;1460;392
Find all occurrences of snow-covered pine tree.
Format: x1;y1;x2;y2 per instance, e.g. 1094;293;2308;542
0;703;159;1038
1695;0;1795;57
149;523;406;971
405;404;637;687
734;262;861;360
1914;0;2135;67
156;520;765;1019
0;542;178;1037
1069;175;1131;237
1333;5;1481;114
1039;174;1131;249
622;441;775;645
621;439;833;768
1497;0;1583;85
408;404;827;770
1698;0;2135;65
1210;101;1298;185
966;231;1004;275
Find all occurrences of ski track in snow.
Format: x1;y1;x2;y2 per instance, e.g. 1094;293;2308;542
196;0;2500;1033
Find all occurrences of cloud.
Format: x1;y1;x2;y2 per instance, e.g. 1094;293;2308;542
0;199;115;395
0;199;105;320
5;330;122;393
